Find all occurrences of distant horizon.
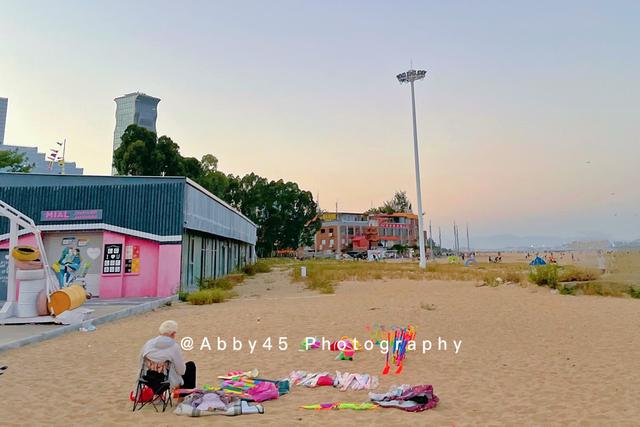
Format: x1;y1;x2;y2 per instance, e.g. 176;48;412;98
2;1;638;246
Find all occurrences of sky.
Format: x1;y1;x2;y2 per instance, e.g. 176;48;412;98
1;0;639;247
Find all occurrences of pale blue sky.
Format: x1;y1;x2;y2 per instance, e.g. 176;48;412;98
1;1;638;245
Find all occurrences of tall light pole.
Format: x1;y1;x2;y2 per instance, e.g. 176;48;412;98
466;223;471;253
397;68;428;268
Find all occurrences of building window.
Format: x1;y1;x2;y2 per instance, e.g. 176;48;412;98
330;239;334;247
321;239;326;245
321;228;325;233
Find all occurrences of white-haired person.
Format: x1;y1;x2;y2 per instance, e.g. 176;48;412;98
140;320;196;389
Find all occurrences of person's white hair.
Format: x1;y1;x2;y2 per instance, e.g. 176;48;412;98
159;320;178;335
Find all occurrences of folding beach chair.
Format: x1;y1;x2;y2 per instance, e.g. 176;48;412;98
132;358;173;412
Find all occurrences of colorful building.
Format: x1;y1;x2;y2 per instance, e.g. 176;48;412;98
314;211;418;254
0;173;256;301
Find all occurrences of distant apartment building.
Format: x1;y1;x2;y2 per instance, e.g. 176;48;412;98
314;212;418;254
112;92;160;174
0;145;83;174
0;97;83;174
0;97;7;145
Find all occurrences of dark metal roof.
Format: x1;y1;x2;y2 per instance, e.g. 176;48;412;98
0;173;257;244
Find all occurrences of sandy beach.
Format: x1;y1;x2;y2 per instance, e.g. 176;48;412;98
1;267;639;426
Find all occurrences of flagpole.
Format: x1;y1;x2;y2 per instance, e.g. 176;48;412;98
61;138;66;175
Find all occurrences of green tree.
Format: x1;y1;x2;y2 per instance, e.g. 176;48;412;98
368;190;413;214
112;125;163;175
112;125;319;255
200;154;219;173
223;174;319;256
156;135;184;176
0;149;33;172
113;125;202;179
197;154;230;198
181;157;204;181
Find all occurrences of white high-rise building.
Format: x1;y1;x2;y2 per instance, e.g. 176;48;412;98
0;97;8;145
112;92;160;174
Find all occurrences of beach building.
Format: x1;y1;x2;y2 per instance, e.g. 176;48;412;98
314;211;418;254
0;173;256;301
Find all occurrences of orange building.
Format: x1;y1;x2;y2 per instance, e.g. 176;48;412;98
313;212;418;254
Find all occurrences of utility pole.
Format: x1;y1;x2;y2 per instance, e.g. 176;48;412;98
335;201;340;256
428;219;433;258
454;221;460;255
453;222;456;254
60;138;66;175
438;227;442;253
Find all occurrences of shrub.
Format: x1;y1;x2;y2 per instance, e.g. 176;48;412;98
178;290;189;302
558;266;601;282
529;265;559;288
241;261;272;275
505;271;522;283
187;288;233;304
242;263;257;276
482;272;502;287
558;284;576;295
199;277;236;291
307;275;335;294
254;261;272;273
628;286;640;299
226;273;245;284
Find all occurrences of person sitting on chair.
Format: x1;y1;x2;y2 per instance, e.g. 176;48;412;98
140;320;196;389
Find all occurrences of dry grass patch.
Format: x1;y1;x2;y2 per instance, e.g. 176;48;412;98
187;288;236;304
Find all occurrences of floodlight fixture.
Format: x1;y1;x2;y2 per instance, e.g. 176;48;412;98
397;69;427;84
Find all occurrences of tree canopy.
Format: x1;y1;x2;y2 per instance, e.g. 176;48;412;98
0;149;33;173
367;190;413;214
112;124;319;256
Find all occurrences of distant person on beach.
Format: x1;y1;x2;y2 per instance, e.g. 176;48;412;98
140;320;197;389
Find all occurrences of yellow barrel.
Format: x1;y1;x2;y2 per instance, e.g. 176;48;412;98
48;284;87;315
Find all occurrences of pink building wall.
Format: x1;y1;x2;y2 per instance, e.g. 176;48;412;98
2;231;182;299
157;244;182;296
100;231;181;298
99;231;126;298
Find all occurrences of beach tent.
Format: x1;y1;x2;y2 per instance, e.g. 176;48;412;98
529;256;546;266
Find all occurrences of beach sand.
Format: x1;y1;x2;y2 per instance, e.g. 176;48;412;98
1;267;639;426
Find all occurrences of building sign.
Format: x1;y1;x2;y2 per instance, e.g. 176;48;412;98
124;245;140;274
321;213;337;221
380;223;409;229
41;209;103;221
102;243;122;274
